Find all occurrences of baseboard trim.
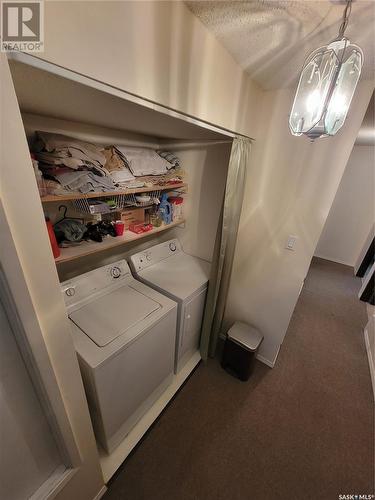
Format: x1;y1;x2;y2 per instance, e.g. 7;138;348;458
256;343;280;368
313;254;353;267
92;485;107;500
363;327;375;401
256;353;275;368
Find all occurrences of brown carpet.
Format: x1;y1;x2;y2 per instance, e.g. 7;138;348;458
105;258;374;500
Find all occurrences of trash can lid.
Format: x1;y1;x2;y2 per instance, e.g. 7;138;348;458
227;321;263;351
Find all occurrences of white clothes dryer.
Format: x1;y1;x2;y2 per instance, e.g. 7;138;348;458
130;239;210;373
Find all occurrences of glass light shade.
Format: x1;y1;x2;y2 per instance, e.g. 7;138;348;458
289;38;363;140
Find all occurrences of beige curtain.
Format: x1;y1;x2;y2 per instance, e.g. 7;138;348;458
200;136;251;360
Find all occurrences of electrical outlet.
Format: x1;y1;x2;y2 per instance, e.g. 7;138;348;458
286;235;298;251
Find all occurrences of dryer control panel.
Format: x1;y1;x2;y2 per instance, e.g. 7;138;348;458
130;239;182;272
61;259;131;309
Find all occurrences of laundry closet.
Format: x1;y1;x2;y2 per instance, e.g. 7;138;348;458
3;53;236;482
8;56;232;277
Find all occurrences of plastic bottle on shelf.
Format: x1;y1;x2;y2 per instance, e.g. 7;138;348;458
158;193;172;225
32;155;47;197
45;217;60;259
168;196;184;222
150;210;162;227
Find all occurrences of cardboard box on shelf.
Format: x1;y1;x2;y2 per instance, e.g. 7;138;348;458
120;208;145;229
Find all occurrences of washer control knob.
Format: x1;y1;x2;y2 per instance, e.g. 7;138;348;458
111;266;121;279
169;242;177;252
146;253;152;261
65;287;75;297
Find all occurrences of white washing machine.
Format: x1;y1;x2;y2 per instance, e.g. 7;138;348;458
130;239;210;373
61;259;177;453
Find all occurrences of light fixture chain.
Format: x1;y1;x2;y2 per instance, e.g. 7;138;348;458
338;0;352;39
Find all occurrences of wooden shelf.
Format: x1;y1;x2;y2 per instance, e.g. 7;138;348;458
41;182;186;203
55;219;185;264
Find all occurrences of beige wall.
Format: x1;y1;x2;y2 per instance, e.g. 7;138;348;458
166;143;231;261
30;1;372;365
41;0;263;139
225;83;374;365
315;145;375;267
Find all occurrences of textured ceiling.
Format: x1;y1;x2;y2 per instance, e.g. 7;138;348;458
186;0;375;90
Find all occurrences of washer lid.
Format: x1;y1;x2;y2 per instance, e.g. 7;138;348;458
69;285;161;347
138;254;210;301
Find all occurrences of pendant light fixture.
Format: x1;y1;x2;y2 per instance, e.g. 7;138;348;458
289;0;363;140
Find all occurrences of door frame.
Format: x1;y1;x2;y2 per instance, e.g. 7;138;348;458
0;198;105;500
0;52;105;500
0;202;81;497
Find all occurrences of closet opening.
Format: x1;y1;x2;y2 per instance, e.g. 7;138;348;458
7;53;244;481
8;56;233;280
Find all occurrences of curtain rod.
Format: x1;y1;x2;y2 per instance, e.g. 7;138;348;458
159;140;234;149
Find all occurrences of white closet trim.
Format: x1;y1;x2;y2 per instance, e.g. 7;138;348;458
0;201;82;469
8;52;254;142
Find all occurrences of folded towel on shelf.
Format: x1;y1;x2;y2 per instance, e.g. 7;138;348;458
114;181;147;191
110;169;136;184
103;146;135;182
34;151;87;170
39;166;73;176
54;170;116;193
157;151;180;168
102;146;125;171
41;178;68;196
115;146;172;177
33;131;107;175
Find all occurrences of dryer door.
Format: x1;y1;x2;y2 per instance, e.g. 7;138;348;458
178;288;207;371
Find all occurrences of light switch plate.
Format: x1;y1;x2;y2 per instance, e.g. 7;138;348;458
286;235;298;251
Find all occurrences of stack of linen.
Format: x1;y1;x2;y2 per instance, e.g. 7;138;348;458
33;131;117;193
115;147;178;177
102;146;137;187
32;132;182;195
103;146;182;188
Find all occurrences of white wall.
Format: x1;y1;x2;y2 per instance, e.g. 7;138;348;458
315;145;375;266
41;0;263;139
25;1;373;365
224;84;374;365
166;143;231;261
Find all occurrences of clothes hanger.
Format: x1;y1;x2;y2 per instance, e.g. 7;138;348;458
54;204;84;224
